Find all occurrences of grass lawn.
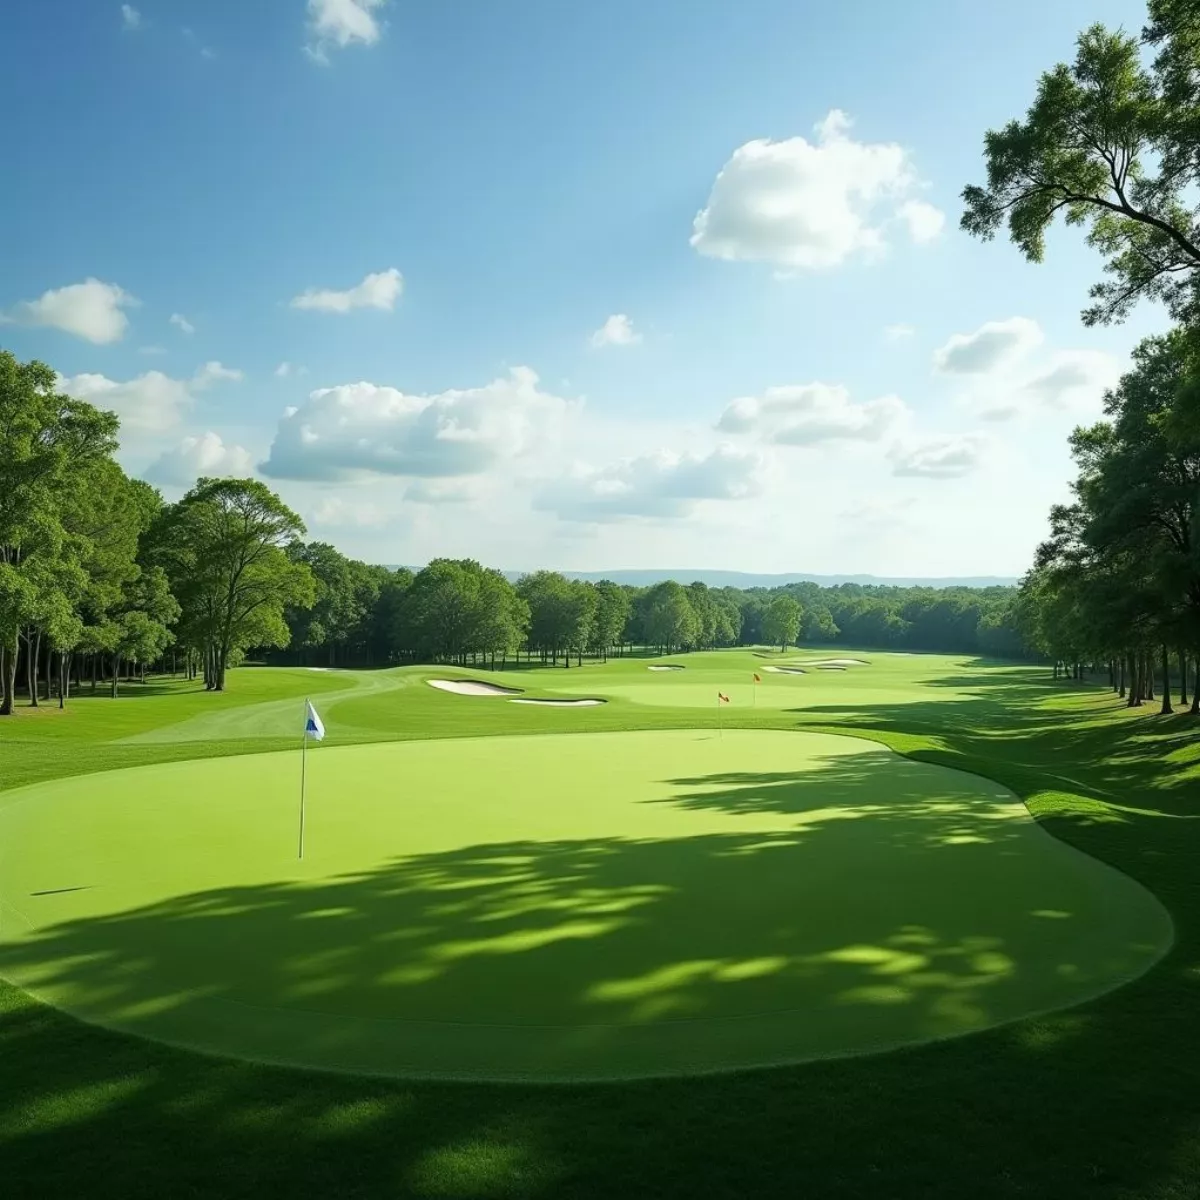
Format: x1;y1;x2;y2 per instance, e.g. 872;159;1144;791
1;649;1199;1198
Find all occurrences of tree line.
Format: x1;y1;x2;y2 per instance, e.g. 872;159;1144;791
1;345;1034;714
962;0;1200;714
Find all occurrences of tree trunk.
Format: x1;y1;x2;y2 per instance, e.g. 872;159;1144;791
1118;655;1126;698
1180;649;1190;707
111;654;121;698
27;630;40;708
1192;658;1200;715
0;638;15;715
1126;652;1140;707
1160;644;1174;715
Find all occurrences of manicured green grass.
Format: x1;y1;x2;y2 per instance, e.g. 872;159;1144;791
1;649;1199;1198
1;729;1168;1081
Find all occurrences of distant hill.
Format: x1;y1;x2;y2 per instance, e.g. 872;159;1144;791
386;567;1018;590
553;570;1019;590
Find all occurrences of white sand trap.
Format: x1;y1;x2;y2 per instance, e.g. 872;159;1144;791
427;679;524;697
816;665;846;671
804;658;869;667
648;665;686;672
509;698;606;707
307;667;330;672
765;666;807;674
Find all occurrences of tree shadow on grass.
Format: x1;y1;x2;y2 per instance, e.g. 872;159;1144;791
3;676;1200;1198
0;750;1169;1092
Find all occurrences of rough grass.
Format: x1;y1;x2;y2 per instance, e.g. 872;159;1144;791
1;649;1199;1199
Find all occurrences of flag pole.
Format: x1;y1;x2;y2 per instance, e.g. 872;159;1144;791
298;698;308;860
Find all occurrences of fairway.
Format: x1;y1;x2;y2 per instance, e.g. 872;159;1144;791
0;728;1170;1082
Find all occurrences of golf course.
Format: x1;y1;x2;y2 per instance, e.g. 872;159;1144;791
2;648;1198;1195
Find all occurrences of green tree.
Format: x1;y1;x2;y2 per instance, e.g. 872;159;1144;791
962;11;1200;325
763;595;802;651
156;479;314;691
0;352;119;714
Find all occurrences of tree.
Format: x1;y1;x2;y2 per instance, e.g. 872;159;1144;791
156;479;314;690
0;352;119;714
642;581;699;653
590;580;632;660
763;595;802;651
962;12;1200;325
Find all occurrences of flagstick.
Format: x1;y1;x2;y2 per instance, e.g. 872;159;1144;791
298;698;308;860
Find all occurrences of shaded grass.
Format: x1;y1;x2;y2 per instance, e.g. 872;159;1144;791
1;651;1199;1197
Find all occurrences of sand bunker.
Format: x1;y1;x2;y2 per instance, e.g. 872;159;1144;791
765;666;807;675
804;658;868;667
509;698;606;707
427;679;524;697
815;665;846;671
648;665;685;672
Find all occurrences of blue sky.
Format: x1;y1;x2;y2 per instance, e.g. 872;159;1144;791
0;0;1167;575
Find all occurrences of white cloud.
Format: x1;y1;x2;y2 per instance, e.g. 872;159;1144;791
933;318;1121;421
1023;351;1122;410
536;444;765;523
11;278;136;344
311;497;390;528
306;0;387;62
898;199;945;243
290;267;403;313
57;362;242;433
884;323;915;342
260;366;575;481
144;432;255;486
717;382;908;446
170;313;195;335
590;314;642;349
121;4;140;30
193;361;244;387
404;479;479;505
890;434;987;479
690;110;944;270
933;317;1043;375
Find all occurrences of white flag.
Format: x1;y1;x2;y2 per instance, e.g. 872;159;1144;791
304;700;325;741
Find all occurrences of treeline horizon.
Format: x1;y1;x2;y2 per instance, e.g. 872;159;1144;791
1;347;1037;716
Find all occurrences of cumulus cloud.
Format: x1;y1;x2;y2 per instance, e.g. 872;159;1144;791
10;278;136;344
144;432;255;486
897;199;945;243
1023;351;1122;409
57;361;242;433
170;313;195;335
404;479;479;505
690;110;944;270
306;0;387;62
121;4;140;30
536;444;764;523
890;434;987;479
590;314;642;349
194;361;244;386
311;497;390;528
260;366;574;481
933;317;1043;375
934;317;1122;421
717;382;908;446
290;267;402;313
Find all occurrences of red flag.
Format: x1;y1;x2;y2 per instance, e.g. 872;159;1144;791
753;673;761;683
718;692;730;703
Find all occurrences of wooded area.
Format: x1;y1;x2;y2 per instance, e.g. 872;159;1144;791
962;0;1200;715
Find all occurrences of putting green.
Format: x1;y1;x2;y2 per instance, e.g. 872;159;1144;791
0;730;1170;1081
